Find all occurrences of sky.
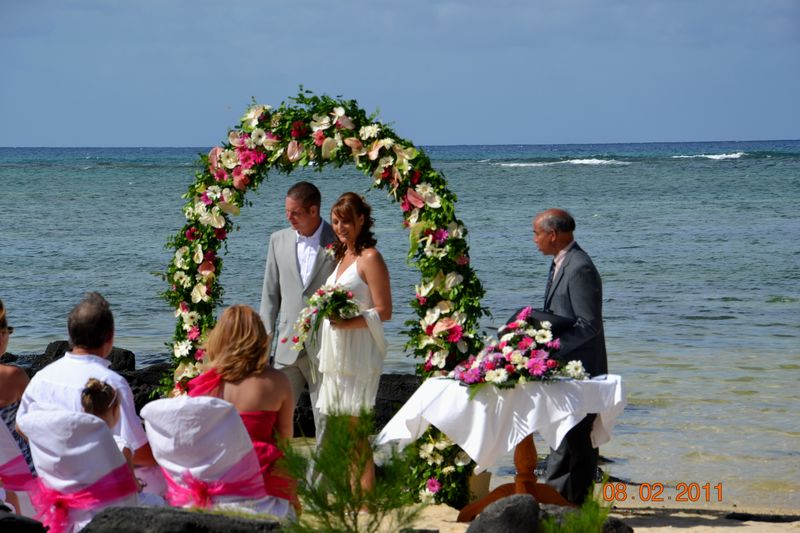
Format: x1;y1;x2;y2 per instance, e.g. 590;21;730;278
1;0;799;146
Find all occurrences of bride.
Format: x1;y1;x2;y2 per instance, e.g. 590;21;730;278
316;192;391;493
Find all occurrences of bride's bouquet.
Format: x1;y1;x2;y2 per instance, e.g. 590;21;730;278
285;285;360;351
450;306;587;395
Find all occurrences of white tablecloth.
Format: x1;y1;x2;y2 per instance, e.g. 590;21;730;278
376;375;626;473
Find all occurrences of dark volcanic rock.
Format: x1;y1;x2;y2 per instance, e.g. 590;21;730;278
292;373;423;438
467;494;540;533
603;515;635;532
375;373;423;429
0;352;18;364
119;362;173;415
83;506;283;532
31;340;136;375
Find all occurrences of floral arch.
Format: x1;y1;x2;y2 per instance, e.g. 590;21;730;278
163;90;488;387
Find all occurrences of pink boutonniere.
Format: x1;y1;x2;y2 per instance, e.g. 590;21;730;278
323;243;335;260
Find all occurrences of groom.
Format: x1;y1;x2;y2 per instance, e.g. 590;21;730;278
532;208;608;504
260;181;336;438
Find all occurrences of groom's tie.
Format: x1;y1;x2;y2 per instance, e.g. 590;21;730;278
543;260;555;307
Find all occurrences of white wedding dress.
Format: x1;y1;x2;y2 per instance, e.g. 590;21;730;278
316;257;387;416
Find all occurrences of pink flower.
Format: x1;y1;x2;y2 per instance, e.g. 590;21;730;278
312;129;326;147
198;260;215;277
535;349;549;359
214;228;227;240
208;146;222;171
411;170;421;185
432;317;458;337
433;228;449;244
518;336;534;350
232;167;250;190
516;306;532;322
546;338;561;350
401;198;411;212
180;302;189;313
527;358;546;376
446;325;463;343
456;255;470;265
237;149;256;170
416;294;427;306
346;291;354;298
426;478;442;493
185;227;198;241
194;348;206;361
290;120;308;139
214;168;228;182
280;337;288;344
201;192;213;206
292;335;299;343
406;188;425;209
505;364;515;373
187;326;201;341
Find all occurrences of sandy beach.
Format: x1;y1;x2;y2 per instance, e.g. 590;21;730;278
408;502;800;532
401;472;800;532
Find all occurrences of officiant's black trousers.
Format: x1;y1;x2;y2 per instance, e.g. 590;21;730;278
543;413;598;505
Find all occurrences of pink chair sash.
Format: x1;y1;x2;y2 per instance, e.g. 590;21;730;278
30;463;138;533
0;454;35;491
161;453;268;508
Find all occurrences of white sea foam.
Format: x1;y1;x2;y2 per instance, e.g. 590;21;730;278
672;152;746;160
494;158;630;167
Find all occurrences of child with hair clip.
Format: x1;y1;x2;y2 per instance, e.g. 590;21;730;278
81;379;145;494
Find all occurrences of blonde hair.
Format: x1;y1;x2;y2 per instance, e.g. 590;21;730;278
205;305;270;382
81;378;118;417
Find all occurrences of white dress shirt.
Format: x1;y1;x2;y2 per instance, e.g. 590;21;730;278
296;222;323;287
17;352;148;451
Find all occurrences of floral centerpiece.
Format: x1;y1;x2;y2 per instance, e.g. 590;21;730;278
284;284;360;350
451;306;588;395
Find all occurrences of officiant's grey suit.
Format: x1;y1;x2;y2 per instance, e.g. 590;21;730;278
259;222;336;434
544;243;607;377
543;242;608;504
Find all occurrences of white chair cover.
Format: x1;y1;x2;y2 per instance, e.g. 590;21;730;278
16;408;138;532
141;395;290;517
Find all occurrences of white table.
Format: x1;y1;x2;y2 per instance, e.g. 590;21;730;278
376;375;626;520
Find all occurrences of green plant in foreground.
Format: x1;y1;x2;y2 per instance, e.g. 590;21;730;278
281;411;424;533
539;480;611;533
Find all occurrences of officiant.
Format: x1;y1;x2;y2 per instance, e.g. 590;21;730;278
532;208;608;504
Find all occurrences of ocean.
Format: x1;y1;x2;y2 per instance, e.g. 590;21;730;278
1;141;798;509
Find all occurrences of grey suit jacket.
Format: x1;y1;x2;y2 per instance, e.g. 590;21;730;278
259;221;337;366
544;243;608;377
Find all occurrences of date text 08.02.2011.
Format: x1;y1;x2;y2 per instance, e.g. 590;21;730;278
602;482;724;503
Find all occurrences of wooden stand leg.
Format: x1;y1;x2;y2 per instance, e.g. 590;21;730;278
456;435;574;522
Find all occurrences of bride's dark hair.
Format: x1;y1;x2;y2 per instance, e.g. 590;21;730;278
331;192;377;261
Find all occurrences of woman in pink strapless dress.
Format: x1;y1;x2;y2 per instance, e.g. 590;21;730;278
186;305;296;509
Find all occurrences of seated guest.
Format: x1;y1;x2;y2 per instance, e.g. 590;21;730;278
143;395;290;517
81;379;141;492
186;304;297;512
18;408;139;533
0;299;33;472
16;292;155;467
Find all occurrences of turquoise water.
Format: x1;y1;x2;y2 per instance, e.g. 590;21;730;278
1;141;798;508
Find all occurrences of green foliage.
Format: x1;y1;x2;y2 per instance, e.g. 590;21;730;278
539;485;611;533
402;427;474;509
281;412;423;533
